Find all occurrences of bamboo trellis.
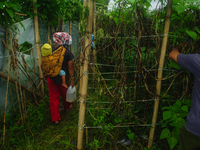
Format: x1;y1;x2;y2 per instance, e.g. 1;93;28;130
75;0;189;149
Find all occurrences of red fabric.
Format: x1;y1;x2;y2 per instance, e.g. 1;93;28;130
48;78;71;122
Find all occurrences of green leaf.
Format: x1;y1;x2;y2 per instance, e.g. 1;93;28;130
169;61;181;70
34;3;40;8
6;8;14;19
6;3;21;11
181;105;188;112
195;26;200;34
114;17;119;26
19;22;25;31
185;0;200;2
172;127;180;141
173;4;187;14
163;110;172;121
167;137;178;150
141;47;145;52
127;131;135;140
127;0;136;5
160;128;171;139
175;100;181;106
161;93;170;98
186;30;197;41
176;118;185;128
173;0;180;4
96;28;104;40
172;103;182;113
169;115;178;126
161;106;171;111
0;2;4;9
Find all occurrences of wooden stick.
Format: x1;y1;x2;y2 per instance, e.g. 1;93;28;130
11;35;23;123
77;0;94;149
23;90;26;122
148;0;172;148
69;20;73;53
32;47;36;83
33;0;44;95
14;35;25;123
1;38;10;50
14;12;27;16
3;58;11;146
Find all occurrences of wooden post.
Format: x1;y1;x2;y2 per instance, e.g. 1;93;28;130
93;2;97;63
148;0;172;148
3;58;11;147
33;0;44;94
77;0;94;149
79;0;87;109
69;20;73;53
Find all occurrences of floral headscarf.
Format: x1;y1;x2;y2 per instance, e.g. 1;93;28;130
53;32;72;46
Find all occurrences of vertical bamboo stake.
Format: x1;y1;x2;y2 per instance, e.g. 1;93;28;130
32;47;36;82
3;58;11;146
148;0;172;148
14;35;25;123
48;22;50;41
77;0;93;149
33;0;44;95
79;0;87;109
93;2;97;63
69;20;73;53
93;2;96;36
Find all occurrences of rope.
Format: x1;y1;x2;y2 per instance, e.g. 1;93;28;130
86;99;162;104
84;123;163;129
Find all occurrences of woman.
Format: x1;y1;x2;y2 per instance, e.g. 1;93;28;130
47;32;74;124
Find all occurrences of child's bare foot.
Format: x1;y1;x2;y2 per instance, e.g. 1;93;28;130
62;83;68;89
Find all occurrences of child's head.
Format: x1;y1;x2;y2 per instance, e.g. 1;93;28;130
41;43;52;56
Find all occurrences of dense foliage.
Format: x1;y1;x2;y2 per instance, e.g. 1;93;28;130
0;0;82;28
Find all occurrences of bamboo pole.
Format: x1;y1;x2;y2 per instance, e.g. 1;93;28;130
3;58;11;146
69;20;73;53
14;35;25;123
94;2;96;36
48;22;50;40
93;2;97;64
148;0;172;148
79;0;87;107
33;0;44;95
77;0;94;149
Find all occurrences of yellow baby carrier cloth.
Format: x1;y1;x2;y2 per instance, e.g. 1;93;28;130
41;46;66;77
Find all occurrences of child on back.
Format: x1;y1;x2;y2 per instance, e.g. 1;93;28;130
41;43;68;89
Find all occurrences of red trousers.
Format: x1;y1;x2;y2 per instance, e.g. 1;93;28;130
48;78;71;122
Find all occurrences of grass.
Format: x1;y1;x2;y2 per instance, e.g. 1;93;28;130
0;93;79;150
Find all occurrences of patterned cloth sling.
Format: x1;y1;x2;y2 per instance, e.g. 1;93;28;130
41;46;66;77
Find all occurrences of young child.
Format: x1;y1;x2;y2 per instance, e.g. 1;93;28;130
41;43;68;89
